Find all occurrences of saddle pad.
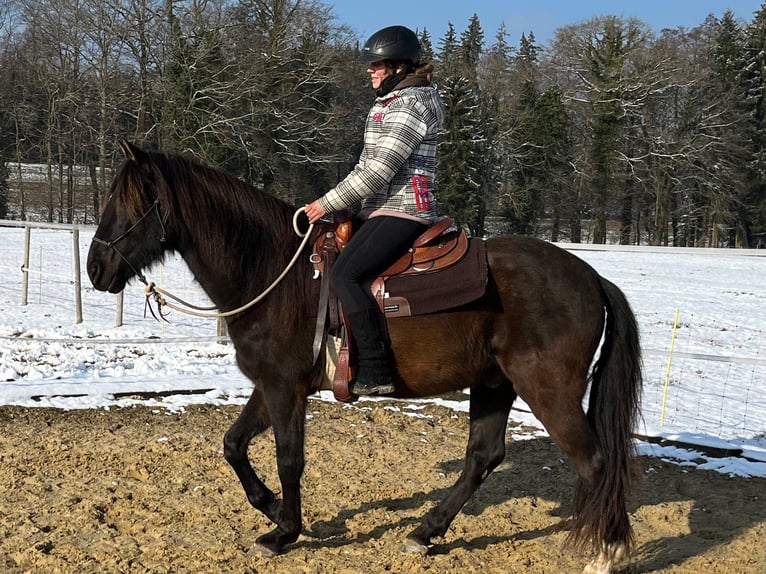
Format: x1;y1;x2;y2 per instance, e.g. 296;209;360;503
380;238;488;318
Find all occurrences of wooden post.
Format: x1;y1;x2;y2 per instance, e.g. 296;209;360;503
217;317;228;343
21;226;31;305
116;290;124;327
72;227;83;323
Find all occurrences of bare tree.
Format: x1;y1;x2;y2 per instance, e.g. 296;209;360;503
77;0;136;222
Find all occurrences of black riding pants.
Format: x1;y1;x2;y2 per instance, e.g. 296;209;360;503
331;216;427;315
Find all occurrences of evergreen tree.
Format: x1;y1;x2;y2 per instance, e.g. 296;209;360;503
517;31;539;77
228;0;358;202
436;18;487;234
740;6;766;247
506;82;573;238
478;24;515;236
418;29;434;63
437;75;483;232
707;10;751;247
715;11;746;90
459;14;484;84
537;88;575;241
502;32;541;235
585;19;639;243
437;23;459;78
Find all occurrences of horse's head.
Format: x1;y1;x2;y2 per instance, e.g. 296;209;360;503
87;140;171;293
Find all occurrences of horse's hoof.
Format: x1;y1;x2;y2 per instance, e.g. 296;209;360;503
401;537;430;555
248;542;278;558
582;542;628;574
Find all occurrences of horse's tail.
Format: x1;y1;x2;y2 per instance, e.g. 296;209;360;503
569;276;642;554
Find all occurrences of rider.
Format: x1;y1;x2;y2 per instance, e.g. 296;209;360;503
304;25;446;396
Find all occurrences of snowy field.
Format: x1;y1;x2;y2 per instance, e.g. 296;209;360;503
0;224;764;478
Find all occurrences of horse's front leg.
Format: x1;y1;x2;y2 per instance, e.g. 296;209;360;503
223;388;282;523
249;384;309;557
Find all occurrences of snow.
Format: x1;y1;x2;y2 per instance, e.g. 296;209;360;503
1;225;765;478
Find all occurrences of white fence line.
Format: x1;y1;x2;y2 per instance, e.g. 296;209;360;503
0;219;97;231
0;334;228;345
555;241;766;257
644;348;766;367
4;219;766;253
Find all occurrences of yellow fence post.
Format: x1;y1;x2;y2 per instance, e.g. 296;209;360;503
660;308;681;426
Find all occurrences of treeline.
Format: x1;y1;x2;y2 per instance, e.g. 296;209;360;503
1;0;765;246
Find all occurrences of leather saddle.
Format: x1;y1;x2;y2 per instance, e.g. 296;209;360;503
310;216;466;280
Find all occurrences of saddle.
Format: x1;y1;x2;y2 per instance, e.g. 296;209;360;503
311;216;467;280
310;215;487;402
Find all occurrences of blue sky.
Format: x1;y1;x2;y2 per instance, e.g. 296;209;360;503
327;0;765;46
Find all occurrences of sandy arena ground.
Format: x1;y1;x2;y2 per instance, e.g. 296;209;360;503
0;400;764;573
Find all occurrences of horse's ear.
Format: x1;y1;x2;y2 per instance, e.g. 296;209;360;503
119;140;146;163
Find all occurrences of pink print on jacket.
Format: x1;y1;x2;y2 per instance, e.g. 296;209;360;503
412;175;432;211
372;96;398;122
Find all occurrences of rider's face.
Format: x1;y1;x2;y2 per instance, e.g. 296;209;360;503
367;60;393;90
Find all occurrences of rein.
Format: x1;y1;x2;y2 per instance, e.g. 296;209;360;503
146;208;315;319
98;203;314;320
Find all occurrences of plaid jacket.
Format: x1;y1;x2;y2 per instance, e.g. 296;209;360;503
317;85;445;221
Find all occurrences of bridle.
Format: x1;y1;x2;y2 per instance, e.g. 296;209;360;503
91;198;169;286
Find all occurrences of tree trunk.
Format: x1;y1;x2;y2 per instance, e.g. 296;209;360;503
89;163;99;225
551;206;560;242
619;178;633;245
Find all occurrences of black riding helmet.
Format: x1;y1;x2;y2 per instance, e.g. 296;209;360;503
359;25;422;65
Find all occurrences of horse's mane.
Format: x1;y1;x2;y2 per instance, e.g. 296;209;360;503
112;148;311;320
161;151;293;242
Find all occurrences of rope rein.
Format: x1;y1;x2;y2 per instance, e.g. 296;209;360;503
143;208;314;319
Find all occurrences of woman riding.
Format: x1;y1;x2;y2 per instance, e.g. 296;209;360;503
304;25;446;396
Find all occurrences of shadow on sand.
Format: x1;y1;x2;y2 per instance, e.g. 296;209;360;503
297;436;766;571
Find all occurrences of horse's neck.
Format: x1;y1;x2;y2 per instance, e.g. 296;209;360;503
178;251;235;309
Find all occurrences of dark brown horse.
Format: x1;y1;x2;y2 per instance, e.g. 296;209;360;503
87;141;642;574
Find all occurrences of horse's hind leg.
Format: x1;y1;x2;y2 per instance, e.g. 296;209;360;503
404;382;517;553
223;388;281;523
525;388;628;574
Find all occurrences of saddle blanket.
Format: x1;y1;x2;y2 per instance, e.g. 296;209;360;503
374;237;488;318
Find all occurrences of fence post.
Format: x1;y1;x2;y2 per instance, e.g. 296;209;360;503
660;308;681;427
21;226;31;305
217;317;228;343
116;291;124;327
72;227;83;323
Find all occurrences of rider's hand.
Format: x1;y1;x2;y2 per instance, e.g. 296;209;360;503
304;201;327;224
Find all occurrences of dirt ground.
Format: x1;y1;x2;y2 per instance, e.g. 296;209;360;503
0;399;764;574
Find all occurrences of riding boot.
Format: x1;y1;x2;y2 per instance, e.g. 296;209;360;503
347;308;396;396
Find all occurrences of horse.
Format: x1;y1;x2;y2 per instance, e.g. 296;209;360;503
87;141;642;574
